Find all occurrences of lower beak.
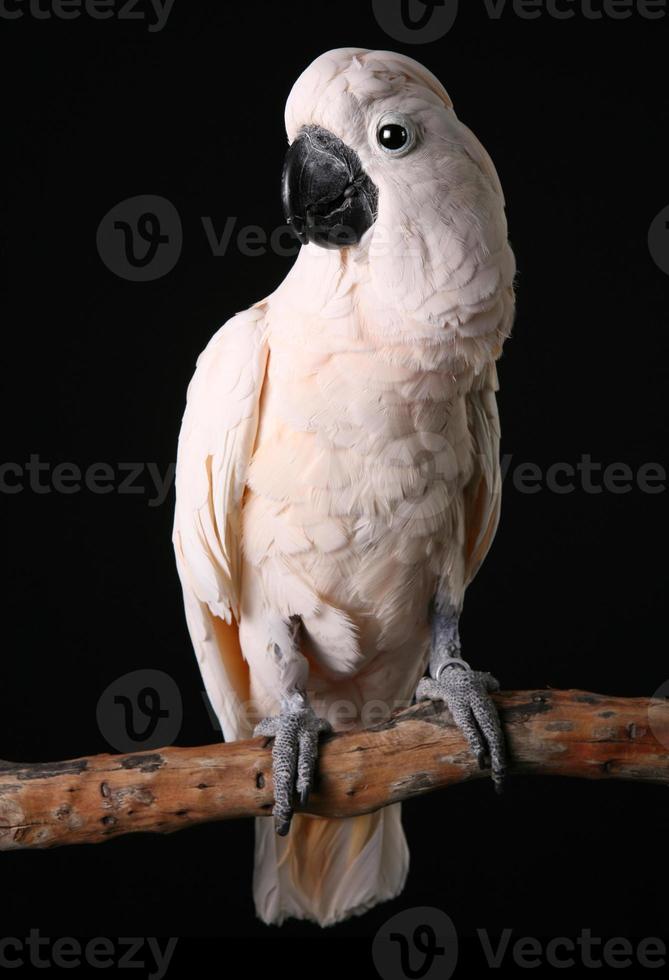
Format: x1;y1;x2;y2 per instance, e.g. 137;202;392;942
281;126;378;250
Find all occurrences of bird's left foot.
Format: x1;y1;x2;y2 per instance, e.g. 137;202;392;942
417;662;507;792
254;691;332;836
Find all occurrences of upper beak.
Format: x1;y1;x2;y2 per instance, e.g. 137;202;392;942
281;126;378;250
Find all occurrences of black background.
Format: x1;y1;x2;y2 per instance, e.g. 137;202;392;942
1;0;667;969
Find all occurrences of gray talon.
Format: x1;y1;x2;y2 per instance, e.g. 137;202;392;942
254;692;332;835
418;665;507;790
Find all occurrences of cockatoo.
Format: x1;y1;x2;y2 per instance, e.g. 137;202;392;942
173;47;516;927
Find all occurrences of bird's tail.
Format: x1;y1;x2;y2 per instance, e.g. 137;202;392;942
253;805;409;927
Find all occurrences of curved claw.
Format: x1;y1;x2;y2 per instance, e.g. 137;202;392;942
470;684;506;792
254;699;332;835
417;667;507;792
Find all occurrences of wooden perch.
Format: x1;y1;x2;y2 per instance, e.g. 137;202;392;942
1;689;667;851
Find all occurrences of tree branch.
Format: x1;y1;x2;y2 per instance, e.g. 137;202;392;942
1;689;667;851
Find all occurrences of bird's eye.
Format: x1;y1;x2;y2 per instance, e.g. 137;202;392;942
379;124;408;151
375;114;417;157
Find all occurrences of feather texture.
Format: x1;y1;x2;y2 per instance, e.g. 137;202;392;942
174;47;515;926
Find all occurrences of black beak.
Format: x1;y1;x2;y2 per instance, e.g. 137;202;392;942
282;126;378;250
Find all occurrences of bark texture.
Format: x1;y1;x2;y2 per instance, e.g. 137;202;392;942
1;689;667;851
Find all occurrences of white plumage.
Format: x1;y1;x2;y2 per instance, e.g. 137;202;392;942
174;48;515;926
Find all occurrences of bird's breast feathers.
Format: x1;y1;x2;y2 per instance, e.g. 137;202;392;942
241;247;502;646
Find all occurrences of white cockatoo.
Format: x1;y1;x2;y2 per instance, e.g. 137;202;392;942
173;47;516;927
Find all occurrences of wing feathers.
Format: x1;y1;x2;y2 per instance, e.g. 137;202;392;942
173;304;269;739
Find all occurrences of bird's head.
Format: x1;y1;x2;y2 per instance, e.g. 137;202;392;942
283;47;463;251
281;47;514;336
